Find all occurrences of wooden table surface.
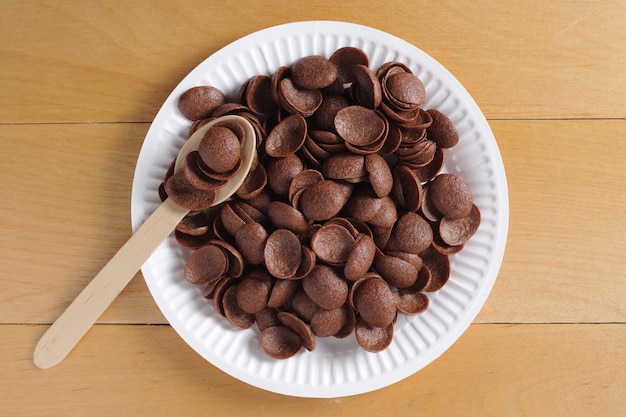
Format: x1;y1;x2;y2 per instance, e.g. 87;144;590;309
1;1;625;415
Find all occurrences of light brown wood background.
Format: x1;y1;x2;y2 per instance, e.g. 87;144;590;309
1;1;625;416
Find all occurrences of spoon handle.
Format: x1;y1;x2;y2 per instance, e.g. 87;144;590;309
33;198;189;369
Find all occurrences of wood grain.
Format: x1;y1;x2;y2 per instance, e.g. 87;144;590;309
2;121;624;325
0;1;625;123
2;324;624;417
1;0;625;415
476;119;626;323
0;122;164;324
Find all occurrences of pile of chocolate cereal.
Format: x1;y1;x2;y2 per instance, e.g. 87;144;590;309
159;47;481;359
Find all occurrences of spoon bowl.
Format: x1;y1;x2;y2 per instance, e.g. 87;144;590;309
34;115;256;369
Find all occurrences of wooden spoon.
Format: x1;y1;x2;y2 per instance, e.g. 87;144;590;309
34;115;256;369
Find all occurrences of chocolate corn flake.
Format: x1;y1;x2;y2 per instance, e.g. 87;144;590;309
162;47;481;359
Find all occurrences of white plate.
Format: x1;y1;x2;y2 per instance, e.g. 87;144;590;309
131;21;508;398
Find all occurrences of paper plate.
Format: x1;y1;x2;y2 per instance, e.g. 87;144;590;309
131;21;508;398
